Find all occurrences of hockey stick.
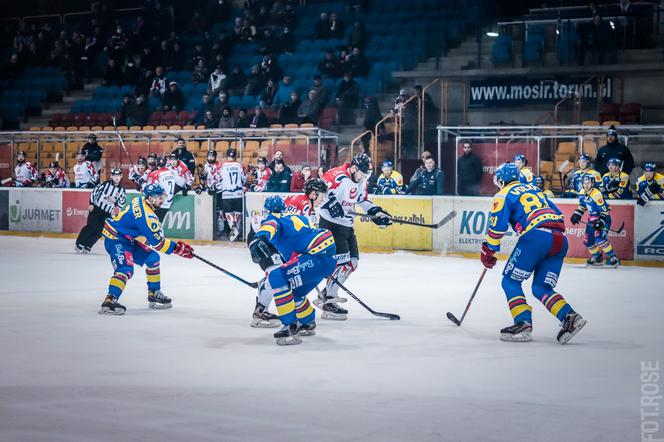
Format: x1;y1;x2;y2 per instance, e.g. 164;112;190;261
193;253;260;288
558;160;570;194
0;177;12;185
111;116;135;169
330;278;400;320
348;209;457;229
579;220;625;234
446;268;487;326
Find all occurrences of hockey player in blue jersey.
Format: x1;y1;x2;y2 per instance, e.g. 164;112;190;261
99;184;194;315
482;163;586;344
601;158;632;199
513;154;534;184
636;162;664;206
568;154;602;197
571;173;621;267
249;195;337;345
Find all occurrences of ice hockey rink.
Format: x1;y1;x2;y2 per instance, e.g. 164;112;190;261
1;235;662;442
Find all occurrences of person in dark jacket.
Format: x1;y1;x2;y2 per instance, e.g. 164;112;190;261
595;126;635;176
82;134;104;173
172;137;195;174
265;160;292;192
407;156;444;195
127;94;149;126
162;81;185;112
457;142;483;195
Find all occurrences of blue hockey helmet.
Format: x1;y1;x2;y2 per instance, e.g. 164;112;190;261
607;157;621;167
494;162;520;185
534;175;545;188
644;162;656;172
579;153;592;162
264;195;285;213
144;183;166;197
582;173;597;187
513;154;527;166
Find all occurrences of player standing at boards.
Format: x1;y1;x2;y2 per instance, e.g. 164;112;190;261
75;168;126;254
249;195;337;345
248;178;329;328
167;152;194;194
44;161;70;188
636;163;664;206
571;173;621;267
81;133;104;174
568;154;601;197
129;157;149;190
13;150;39;187
98;184;194;315
513;154;534;184
481;163;586;344
315;153;392;320
73;149;99;188
220;148;246;241
146;155;177;222
197;150;225;239
534;175;554;198
601;158;632;199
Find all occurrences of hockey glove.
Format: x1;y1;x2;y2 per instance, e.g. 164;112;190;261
637;194;648;206
173;241;194;259
592;218;606;231
325;196;345;218
249;237;284;270
570;208;584;225
648;182;661;194
194;186;204;195
480;242;497;269
367;206;392;227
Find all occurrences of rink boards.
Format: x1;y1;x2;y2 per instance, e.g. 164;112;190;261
1;187;662;262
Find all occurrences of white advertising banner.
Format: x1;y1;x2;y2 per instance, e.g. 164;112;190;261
432;197;455;252
634;201;664;261
449;197;518;255
8;189;62;232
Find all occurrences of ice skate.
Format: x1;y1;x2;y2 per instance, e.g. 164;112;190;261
229;226;240;242
75;243;89;254
605;256;621;268
299;321;316;336
251;301;280;328
320;302;348;320
586;255;603;266
274;322;302;345
148;290;172;309
500;321;533;342
98;295;126;315
313;287;347;309
557;312;587;344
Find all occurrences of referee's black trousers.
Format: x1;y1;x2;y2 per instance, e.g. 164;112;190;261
76;206;111;249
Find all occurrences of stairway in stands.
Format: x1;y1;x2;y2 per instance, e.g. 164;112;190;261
20;81;102;130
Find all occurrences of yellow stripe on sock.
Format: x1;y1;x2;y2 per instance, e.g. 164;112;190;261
109;278;126;291
146;274;160;283
296;302;314;319
510;304;532;319
549;299;568;317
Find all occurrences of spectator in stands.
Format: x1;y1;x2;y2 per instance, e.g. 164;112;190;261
265;160;293;192
260;78;276;106
240;18;257;42
407;156;444;195
297;90;322;124
346;47;369;77
208;65;227;96
362;96;382;152
123;59;140;86
373;160;405;195
82;134;104;173
318;50;340;78
392;89;418;157
149;66;167;98
103;58;124;86
128;94;149;127
279;91;302;124
348;20;368;50
328;12;344;39
107;25;127;60
118;95;133;126
244;64;265;96
140;46;157;72
218;107;236;129
260;54;281;82
291;165;313;192
190;44;207;67
157;40;171;70
171;42;186;71
236;108;251;128
281;27;295;54
232;17;243;40
335;72;360;124
214;92;230;115
311;75;329;106
578;14;612;65
258;28;280;55
315;13;330;39
162;81;185;112
173;137;196;174
192;58;208;84
410;150;433;184
595;126;635;175
273;75;296;106
269;150;292;175
193;94;215;124
457;142;484;196
227;65;247;96
203;110;218;129
249;106;270;128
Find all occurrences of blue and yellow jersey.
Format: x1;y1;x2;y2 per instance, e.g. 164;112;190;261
601;171;631;199
375;171;404;195
636;173;664;200
578;187;610;219
102;196;176;254
571;168;601;195
543;189;555;198
257;213;336;260
519;167;534;184
485;182;564;251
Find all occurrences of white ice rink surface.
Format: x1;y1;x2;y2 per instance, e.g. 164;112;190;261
1;236;663;442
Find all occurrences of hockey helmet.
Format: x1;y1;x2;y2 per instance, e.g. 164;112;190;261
111;168;122;176
226;147;237;159
264;195;286;213
513;154;527;166
607;126;618;137
144;183;166;197
304;178;327;196
644;162;656;172
137;157;148;166
534;175;545;189
582;173;597;187
257;156;268;165
494;162;520;185
579;153;592;162
147;152;158;160
351;153;372;174
48;161;58;169
156;155;167;167
607;157;621;167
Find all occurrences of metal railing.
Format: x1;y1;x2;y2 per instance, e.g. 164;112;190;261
373;113;396;172
350;130;373;159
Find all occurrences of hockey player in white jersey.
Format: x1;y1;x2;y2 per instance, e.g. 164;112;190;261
73;149;99;188
196;150;227;238
13;150;39;187
315;153;392;320
147;155;177;221
167;153;194;193
129;157;150;190
220;148;246;241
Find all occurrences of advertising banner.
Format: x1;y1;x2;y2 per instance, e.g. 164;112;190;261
0;143;11;181
634;202;664;261
8;189;62;232
0;189;8;230
62;190;91;233
451;198;519;255
469;77;612;108
123;192;195;239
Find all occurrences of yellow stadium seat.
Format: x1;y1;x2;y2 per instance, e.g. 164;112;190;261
78;126;91;131
582;120;599;126
244;140;260;151
129;126;142;131
602;120;620;127
169;125;182;130
91;126;103;131
299;123;314;128
195;125;206;130
215;140;229;151
142;125;155;131
29;127;41;131
103;126;115;131
557;142;577;155
53;126;66;131
155;125;168;131
583;140;597;157
41;126;54;131
182;125;195;130
270;124;283;128
284;123;298;128
66;126;78;131
116;126;129;131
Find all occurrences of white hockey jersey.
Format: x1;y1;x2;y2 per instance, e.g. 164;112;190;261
220;161;246;199
204;161;223;192
168;160;194;188
129;166;149;190
14;161;39;186
73;161;99;188
320;163;375;227
147;167;177;209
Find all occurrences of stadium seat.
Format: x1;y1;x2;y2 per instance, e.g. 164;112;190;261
491;35;512;64
620;103;641;124
599;103;620;122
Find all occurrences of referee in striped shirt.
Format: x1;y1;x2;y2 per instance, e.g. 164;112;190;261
76;168;126;254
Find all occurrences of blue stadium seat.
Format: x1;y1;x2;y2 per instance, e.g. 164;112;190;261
491;35;512;64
